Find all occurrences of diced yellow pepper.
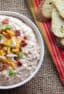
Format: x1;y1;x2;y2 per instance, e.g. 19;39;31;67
0;50;4;55
4;38;12;46
16;39;20;48
7;48;11;54
8;59;16;70
3;31;7;35
0;58;16;70
12;48;19;53
6;30;15;36
16;44;19;48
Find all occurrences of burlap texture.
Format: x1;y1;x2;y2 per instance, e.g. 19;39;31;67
0;0;64;94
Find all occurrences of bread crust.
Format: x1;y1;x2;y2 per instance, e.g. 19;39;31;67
55;37;64;48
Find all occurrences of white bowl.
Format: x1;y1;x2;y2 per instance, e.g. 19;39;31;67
0;11;44;89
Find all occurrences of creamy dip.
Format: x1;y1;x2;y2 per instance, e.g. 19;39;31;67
0;15;40;86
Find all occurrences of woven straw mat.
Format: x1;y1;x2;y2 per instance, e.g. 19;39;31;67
0;0;64;94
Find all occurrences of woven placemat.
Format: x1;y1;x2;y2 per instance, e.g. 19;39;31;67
0;0;64;94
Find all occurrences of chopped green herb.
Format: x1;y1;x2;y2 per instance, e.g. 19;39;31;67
17;52;23;59
0;34;3;40
8;69;14;76
2;24;11;30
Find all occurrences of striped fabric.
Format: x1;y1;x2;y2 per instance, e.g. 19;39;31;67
26;0;64;84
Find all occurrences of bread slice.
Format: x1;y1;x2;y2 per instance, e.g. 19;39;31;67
52;0;64;19
38;0;53;21
51;7;64;38
54;37;64;47
60;39;64;47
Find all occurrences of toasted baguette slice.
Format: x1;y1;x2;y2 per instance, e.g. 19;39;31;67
52;0;64;19
38;0;53;21
51;7;64;38
60;39;64;47
56;37;64;47
55;37;64;47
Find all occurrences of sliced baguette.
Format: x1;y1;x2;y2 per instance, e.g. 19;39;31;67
60;39;64;47
38;0;53;21
54;37;64;47
51;7;64;38
52;0;64;19
56;36;64;47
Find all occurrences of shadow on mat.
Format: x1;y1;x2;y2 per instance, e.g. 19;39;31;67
0;85;27;94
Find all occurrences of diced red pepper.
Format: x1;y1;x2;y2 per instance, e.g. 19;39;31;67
23;36;27;40
17;61;22;66
15;30;20;36
0;43;5;49
14;57;22;66
2;18;9;24
14;57;19;61
21;39;27;47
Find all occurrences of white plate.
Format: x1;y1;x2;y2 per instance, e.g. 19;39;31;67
0;11;44;89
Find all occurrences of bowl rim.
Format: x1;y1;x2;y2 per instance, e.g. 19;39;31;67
0;11;45;89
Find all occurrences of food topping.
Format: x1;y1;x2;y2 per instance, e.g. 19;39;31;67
21;39;27;47
17;61;22;66
15;30;20;36
8;69;14;76
2;24;12;31
0;34;3;40
23;36;27;40
0;18;27;72
2;18;9;24
17;52;23;59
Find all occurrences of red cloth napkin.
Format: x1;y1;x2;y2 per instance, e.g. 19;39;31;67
26;0;64;84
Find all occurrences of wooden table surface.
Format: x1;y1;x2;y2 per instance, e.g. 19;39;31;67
0;0;64;94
